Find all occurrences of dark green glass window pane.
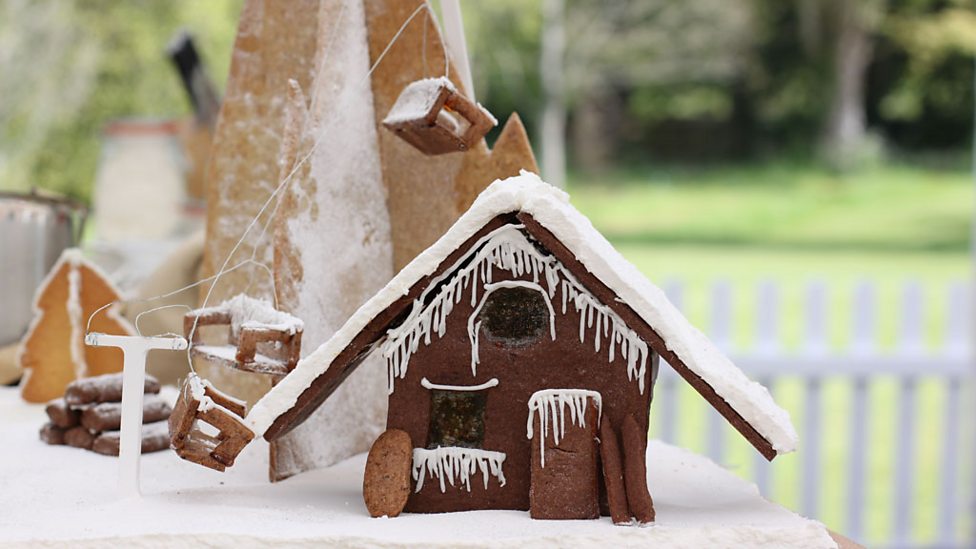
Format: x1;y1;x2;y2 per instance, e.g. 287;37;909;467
427;390;487;449
480;287;548;345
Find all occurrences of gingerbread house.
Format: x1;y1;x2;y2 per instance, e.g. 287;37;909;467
176;171;798;522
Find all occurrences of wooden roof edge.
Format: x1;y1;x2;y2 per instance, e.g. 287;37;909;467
516;213;779;461
262;214;519;441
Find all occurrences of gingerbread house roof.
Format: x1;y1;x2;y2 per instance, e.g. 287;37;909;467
246;171;798;460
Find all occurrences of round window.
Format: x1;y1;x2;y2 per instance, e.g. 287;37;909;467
479;286;549;346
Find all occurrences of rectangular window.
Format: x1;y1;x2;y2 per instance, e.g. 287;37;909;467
427;390;487;449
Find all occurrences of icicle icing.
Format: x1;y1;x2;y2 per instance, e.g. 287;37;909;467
379;225;650;395
467;280;556;374
66;265;88;378
526;389;602;468
411;447;507;493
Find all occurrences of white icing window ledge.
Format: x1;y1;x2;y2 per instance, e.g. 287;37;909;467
420;377;499;392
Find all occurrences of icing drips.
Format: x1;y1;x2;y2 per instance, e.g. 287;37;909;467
526;389;602;467
411;447;507;493
380;226;649;395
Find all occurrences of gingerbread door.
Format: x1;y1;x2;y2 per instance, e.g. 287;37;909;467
527;390;601;519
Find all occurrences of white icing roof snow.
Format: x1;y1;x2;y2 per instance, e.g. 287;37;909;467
193;294;304;336
247;171;798;456
382;77;456;125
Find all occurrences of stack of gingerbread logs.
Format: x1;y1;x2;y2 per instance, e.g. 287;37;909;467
39;373;172;456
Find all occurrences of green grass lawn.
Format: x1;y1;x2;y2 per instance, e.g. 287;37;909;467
571;160;972;252
567;159;973;546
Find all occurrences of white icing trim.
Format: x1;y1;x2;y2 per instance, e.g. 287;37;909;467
66;264;88;378
382;77;457;125
379;225;649;395
526;389;602;468
185;373;247;425
188;372;207;400
420;377;499;392
62;250;135;341
411;447;506;493
559;279;650;395
193;294;304;337
467;280;555;375
380;224;521;394
17;249;137;385
201;377;247;410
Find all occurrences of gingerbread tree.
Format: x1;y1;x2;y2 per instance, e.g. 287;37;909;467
19;249;134;403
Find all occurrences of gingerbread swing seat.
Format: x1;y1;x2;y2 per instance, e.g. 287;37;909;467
183;294;304;379
169;373;254;471
382;77;497;156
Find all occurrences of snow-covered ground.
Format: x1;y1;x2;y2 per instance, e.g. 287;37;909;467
0;386;834;548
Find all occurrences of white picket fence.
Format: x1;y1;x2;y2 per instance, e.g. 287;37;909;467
652;279;973;549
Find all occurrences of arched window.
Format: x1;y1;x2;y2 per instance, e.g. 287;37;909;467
478;285;551;346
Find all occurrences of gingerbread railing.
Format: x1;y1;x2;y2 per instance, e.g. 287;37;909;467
183;297;303;378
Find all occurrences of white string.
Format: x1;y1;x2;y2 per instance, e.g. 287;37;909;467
84;257;274;336
83;2;433;376
242;257;279;308
185;2;430;368
135;304;191;337
371;3;429;77
422;7;429;76
444;33;450;78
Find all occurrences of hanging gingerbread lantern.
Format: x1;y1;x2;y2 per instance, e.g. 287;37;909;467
382;77;497;156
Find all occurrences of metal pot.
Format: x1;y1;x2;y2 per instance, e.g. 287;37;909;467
0;191;87;346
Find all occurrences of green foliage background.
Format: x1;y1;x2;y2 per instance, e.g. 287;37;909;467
0;0;974;197
0;0;241;202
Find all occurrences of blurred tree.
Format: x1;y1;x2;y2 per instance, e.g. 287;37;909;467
540;0;567;187
821;0;887;170
466;0;754;171
880;1;976;119
0;1;99;197
482;0;976;168
564;0;754;171
746;0;885;167
0;0;241;202
875;1;976;149
730;0;974;165
465;0;545;142
4;0;973;191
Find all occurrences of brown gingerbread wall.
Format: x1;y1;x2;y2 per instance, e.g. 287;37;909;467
385;233;659;513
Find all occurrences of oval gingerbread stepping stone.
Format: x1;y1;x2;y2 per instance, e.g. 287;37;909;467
363;429;413;518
